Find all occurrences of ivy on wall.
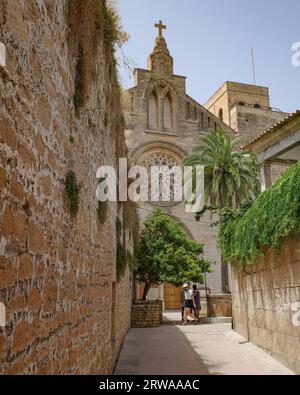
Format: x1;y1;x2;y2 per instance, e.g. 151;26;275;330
219;162;300;267
65;171;81;219
68;0;128;116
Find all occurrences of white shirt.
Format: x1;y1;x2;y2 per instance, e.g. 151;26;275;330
184;289;193;300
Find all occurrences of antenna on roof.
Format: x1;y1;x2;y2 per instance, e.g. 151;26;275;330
251;45;257;85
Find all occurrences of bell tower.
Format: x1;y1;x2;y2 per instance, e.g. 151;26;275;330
147;20;174;76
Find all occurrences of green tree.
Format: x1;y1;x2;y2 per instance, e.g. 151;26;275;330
183;128;260;210
135;209;211;300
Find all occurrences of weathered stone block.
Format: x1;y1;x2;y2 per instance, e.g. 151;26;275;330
0;118;18;150
233;237;300;374
131;300;163;328
207;294;232;317
18;255;33;281
28;222;45;253
0;0;132;376
10;177;25;201
0;167;6;190
12;322;29;352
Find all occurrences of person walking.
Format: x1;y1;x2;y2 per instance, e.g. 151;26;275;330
182;283;197;325
181;288;186;322
193;284;201;322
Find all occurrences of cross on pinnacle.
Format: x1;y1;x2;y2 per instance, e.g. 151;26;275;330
155;20;166;37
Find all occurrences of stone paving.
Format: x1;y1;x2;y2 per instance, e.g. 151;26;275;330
115;322;294;375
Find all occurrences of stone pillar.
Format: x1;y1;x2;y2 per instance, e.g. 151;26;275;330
260;161;272;192
131;300;163;328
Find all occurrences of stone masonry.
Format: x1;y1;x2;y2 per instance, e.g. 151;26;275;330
0;0;132;374
232;238;300;374
204;81;289;144
131;300;163;328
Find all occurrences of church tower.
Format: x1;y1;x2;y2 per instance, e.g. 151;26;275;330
123;22;234;301
204;81;289;144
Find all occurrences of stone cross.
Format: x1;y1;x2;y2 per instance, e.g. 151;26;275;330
155;20;166;37
0;42;6;68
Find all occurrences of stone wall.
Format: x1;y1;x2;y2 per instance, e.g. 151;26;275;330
230;105;288;144
131;301;163;328
207;294;232;318
232;238;300;374
0;0;132;374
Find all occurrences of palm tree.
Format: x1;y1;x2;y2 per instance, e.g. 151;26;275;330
183;128;260;210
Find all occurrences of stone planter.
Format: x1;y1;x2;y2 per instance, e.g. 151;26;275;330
131;300;163;328
207;294;232;317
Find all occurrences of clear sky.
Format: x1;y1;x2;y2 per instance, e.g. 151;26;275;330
117;0;300;113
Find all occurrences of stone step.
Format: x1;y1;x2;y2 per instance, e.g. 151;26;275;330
162;316;232;325
200;317;232;324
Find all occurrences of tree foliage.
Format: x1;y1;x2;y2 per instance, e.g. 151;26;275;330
135;209;211;300
183;128;260;210
219;162;300;267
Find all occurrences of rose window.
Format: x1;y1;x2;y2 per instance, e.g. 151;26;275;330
140;152;183;207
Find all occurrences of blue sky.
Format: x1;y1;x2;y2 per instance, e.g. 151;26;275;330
117;0;300;113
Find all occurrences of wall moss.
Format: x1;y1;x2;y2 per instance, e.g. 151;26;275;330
65;171;81;218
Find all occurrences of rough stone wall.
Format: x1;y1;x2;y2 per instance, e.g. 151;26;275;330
232;238;300;374
230;105;288;144
131;301;163;328
0;0;131;374
270;162;291;185
207;294;232;318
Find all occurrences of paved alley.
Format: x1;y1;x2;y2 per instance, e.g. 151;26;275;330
114;323;294;375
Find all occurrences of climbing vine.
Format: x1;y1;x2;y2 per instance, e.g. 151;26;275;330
65;171;81;218
219;162;300;268
68;0;129;116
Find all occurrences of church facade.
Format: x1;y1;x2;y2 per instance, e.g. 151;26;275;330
122;22;288;301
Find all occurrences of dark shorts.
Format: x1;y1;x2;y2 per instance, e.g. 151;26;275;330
184;300;193;312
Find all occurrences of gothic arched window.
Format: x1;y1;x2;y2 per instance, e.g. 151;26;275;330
148;90;159;130
218;108;223;121
186;101;191;119
163;93;173;131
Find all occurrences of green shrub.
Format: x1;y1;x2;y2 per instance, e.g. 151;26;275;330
219;162;300;267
